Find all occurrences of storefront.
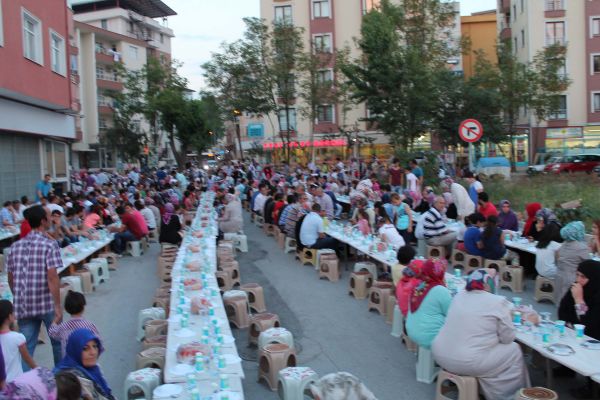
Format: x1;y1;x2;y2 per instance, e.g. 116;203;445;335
544;127;600;153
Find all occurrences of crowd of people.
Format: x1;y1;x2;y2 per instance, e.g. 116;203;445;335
0;155;598;398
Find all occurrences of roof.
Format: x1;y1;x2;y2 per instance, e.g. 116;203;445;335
72;0;176;18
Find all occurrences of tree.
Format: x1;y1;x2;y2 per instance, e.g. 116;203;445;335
339;0;458;148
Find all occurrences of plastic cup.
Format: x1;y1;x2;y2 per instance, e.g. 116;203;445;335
513;311;522;326
454;268;461;278
219;374;229;390
555;320;565;337
574;324;585;338
512;297;522;307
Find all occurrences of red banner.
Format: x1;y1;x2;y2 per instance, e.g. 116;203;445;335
262;139;346;150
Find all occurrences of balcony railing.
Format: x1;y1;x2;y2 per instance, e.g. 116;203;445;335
545;0;564;11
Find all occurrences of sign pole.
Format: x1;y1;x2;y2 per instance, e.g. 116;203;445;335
468;142;474;172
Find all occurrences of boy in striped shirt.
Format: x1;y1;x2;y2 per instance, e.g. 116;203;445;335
49;291;100;357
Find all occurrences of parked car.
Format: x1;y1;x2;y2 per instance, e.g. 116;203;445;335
544;154;600;174
593;164;600;177
527;155;562;175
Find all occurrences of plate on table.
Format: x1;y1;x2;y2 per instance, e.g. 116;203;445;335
169;363;193;376
153;384;183;398
546;344;575;356
581;340;600;350
223;354;242;365
174;328;195;338
210;391;242;400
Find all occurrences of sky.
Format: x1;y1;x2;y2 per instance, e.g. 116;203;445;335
162;0;497;92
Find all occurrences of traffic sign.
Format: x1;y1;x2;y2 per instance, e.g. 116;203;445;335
459;119;483;143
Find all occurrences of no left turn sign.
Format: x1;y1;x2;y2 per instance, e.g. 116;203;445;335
459;119;483;143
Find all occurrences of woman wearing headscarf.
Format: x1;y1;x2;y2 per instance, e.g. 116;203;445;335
395;259;424;317
0;367;57;400
558;260;600;398
522;202;542;238
159;203;182;245
218;193;243;234
497;200;518;231
555;221;590;303
54;328;114;400
405;259;451;349
432;269;530;400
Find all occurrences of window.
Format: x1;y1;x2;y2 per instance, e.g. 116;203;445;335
549;95;567;119
101;19;107;29
70;54;78;75
546;0;564;11
278;108;297;132
521;29;525;48
521;0;524;13
129;45;138;60
312;0;330;18
96;65;105;79
593;54;600;74
44;141;67;179
317;69;333;85
50;30;66;75
313;34;332;53
514;37;518;54
546;21;565;45
274;5;292;25
0;0;4;47
362;0;378;15
98;117;108;130
592;18;600;37
160;33;164;43
22;8;43;64
592;93;600;113
513;5;517;21
278;74;295;97
317;105;334;123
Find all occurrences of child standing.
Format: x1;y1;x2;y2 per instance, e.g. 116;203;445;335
49;291;100;357
0;300;36;381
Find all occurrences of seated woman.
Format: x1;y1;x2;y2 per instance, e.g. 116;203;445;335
555;221;590;303
497;200;519;231
159;203;182;245
522;202;542;238
479;215;506;260
534;226;561;278
54;328;115;400
432;269;530;400
405;259;451;349
218;194;243;234
396;257;424;317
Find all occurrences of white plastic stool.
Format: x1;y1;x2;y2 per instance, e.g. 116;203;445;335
123;368;161;400
391;305;403;338
284;237;297;254
416;346;439;384
316;249;336;271
277;367;319;400
255;215;264;228
353;262;378;279
258;327;295;350
126;241;143;257
141;236;149;253
137;307;166;341
224;233;248;253
84;261;109;285
60;276;83;294
417;239;427;258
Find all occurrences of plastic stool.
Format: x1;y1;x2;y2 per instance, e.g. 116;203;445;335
136;347;166;370
277;230;286;249
144;319;168;339
451;248;467;270
73;270;94;293
353;262;378;279
484;258;507;272
277;367;319;400
234;234;248;252
220;262;241;287
142;335;167;350
499;265;523;293
417;239;427;258
123;368;161;400
98;252;118;270
348;271;373;300
258;327;294;350
84;261;109;285
514;387;558;400
152;295;170;317
391;305;403;338
258;343;297;391
367;281;394;315
264;223;277;237
255;215;264;228
316;249;336;271
216;270;234;293
141;236;149;253
427;245;446;259
297;248;317;267
60;276;83;294
224;295;250;329
240;283;267;313
137;308;166;342
435;369;478;400
148;229;158;243
534;275;556;304
126;241;143;257
416;346;439;384
249;313;281;346
464;255;483;275
319;254;340;282
284;237;297;254
386;295;397;324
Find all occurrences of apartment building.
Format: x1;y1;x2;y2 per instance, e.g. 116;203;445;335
0;0;78;201
497;0;600;164
461;10;498;79
70;0;176;169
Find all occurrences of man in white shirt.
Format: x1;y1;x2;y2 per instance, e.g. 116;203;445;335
253;184;269;216
405;167;419;193
135;200;156;231
313;186;334;219
299;204;338;252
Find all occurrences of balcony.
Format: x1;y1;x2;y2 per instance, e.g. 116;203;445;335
96;78;123;91
545;0;565;18
500;0;510;14
500;27;512;40
98;105;113;115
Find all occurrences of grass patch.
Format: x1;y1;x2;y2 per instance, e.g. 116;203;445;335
464;174;600;228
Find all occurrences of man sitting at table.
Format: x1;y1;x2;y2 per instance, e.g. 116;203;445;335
462;213;485;256
109;204;148;255
300;204;338;253
477;192;498;218
423;196;457;257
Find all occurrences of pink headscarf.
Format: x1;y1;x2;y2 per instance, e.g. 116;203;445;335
162;203;175;225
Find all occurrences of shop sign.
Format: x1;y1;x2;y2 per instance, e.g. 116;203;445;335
247;123;264;137
546;127;582;139
262;139;347;150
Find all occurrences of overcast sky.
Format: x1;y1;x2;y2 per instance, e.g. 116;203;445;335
162;0;497;92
